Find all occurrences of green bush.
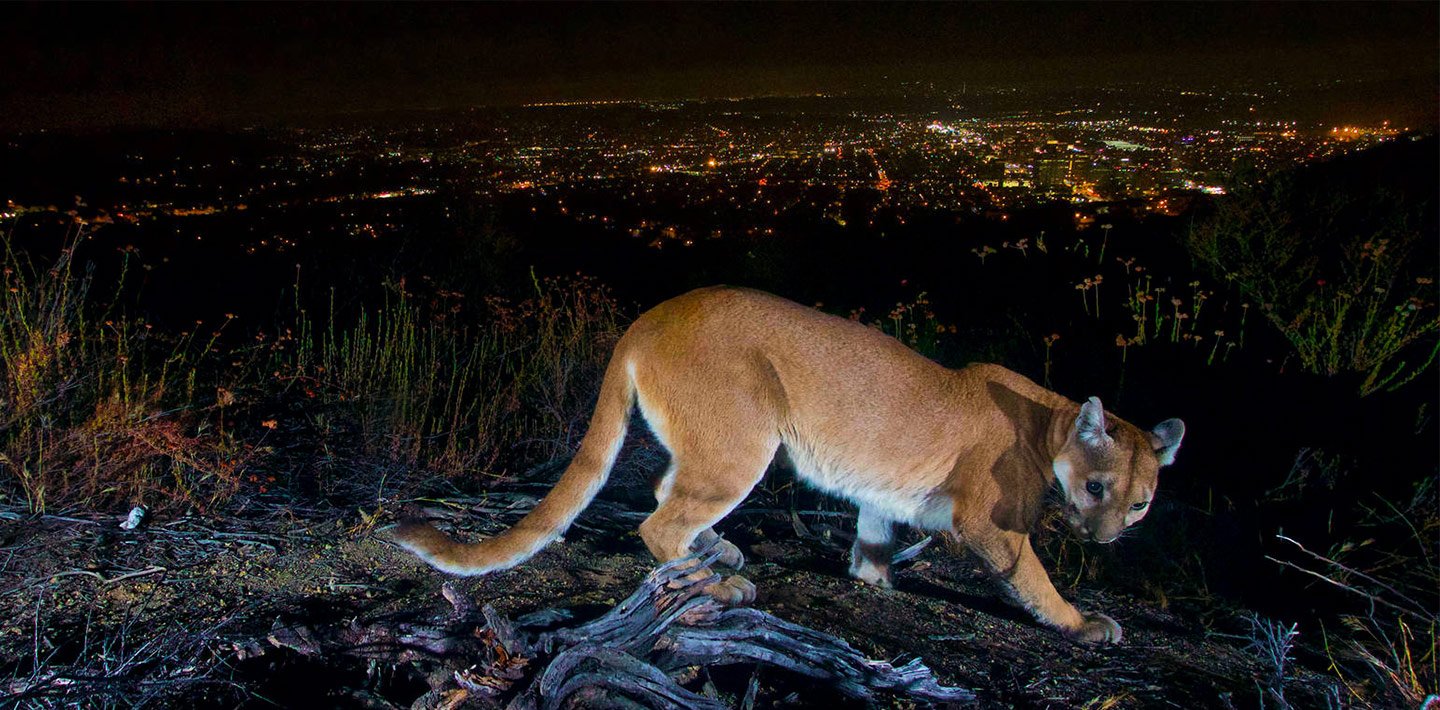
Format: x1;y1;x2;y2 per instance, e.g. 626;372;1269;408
1189;174;1438;395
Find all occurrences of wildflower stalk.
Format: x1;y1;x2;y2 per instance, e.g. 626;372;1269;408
1208;331;1225;366
1042;333;1060;388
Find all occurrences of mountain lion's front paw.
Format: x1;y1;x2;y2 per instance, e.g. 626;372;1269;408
848;557;893;589
702;575;757;605
1066;612;1123;644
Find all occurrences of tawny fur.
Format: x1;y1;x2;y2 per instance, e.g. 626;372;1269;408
390;286;1184;644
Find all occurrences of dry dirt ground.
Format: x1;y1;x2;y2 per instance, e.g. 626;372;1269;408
1;471;1341;709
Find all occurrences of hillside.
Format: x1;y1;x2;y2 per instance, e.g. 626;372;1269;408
1;138;1435;708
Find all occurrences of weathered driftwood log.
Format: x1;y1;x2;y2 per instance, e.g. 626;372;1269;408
257;543;972;708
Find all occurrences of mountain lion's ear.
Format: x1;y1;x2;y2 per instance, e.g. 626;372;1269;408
1149;419;1185;466
1076;397;1112;449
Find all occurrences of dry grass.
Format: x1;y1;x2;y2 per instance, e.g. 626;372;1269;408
278;272;623;482
0;233;625;513
0;234;249;513
1311;479;1438;707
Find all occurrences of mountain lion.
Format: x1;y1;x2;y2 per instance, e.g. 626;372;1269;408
392;286;1184;643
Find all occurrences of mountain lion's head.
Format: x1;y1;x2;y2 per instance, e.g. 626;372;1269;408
1052;397;1184;544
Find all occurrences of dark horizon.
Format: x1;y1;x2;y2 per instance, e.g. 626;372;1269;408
1;2;1436;131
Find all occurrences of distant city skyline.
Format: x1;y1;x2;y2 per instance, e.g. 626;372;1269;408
1;92;1407;238
1;2;1435;131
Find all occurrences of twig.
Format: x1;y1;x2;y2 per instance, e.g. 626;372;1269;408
168;527;292;543
726;508;855;519
8;566;168;595
1271;534;1435;623
1262;555;1430;627
892;536;933;565
38;514;102;525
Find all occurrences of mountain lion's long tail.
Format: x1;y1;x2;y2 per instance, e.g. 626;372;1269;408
390;352;635;575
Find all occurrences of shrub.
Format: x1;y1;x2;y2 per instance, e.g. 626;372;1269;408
281;272;623;481
1189;174;1439;395
1316;477;1437;707
1262;450;1437;708
0;224;626;511
0;235;248;513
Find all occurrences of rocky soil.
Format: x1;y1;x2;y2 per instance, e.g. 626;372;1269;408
1;469;1341;709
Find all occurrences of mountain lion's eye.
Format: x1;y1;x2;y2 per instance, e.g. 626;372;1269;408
1085;481;1104;497
1131;501;1149;511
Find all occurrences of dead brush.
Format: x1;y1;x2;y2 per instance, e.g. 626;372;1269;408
1265;475;1438;707
1242;612;1301;709
0;232;247;513
54;398;251;511
279;271;624;485
508;272;625;462
6;595;244;708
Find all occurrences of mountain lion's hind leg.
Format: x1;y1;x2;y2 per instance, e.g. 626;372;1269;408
657;463;743;569
849;506;896;588
638;441;776;605
692;528;744;569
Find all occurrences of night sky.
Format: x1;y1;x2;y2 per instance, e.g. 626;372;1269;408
1;2;1435;130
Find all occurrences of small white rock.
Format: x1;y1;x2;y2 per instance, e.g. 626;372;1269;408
119;506;147;530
